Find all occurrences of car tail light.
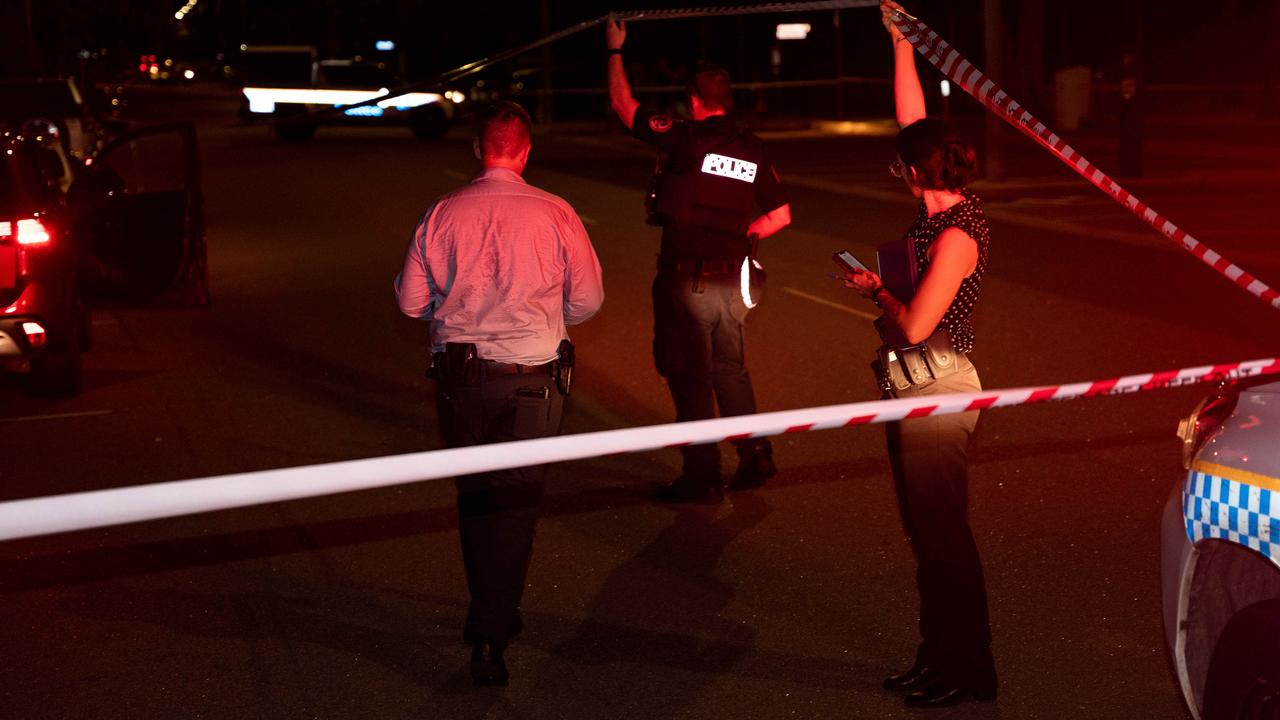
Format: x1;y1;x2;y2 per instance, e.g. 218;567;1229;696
1177;391;1240;469
0;218;51;246
20;321;46;349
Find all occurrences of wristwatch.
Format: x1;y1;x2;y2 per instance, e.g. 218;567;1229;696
870;286;887;307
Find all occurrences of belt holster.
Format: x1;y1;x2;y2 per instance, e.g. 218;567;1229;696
431;342;480;386
552;339;575;396
872;328;964;398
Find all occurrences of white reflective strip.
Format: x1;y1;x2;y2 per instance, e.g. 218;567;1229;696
740;258;757;309
1224;265;1244;281
1143;208;1158;222
241;87;441;110
1090;168;1106;184
701;153;758;183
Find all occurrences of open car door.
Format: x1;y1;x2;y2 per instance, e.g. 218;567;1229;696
70;122;209;306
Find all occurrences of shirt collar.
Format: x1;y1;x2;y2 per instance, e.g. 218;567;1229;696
477;167;527;184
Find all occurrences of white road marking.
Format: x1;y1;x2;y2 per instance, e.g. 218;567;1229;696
782;286;879;321
0;409;114;424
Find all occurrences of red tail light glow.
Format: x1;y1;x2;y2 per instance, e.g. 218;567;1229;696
20;321;47;349
1178;392;1240;469
0;219;51;246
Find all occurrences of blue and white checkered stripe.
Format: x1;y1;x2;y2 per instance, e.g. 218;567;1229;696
1184;470;1280;565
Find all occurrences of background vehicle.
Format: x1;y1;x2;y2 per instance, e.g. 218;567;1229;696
0;124;86;395
0;116;207;397
1163;377;1280;719
237;45;462;142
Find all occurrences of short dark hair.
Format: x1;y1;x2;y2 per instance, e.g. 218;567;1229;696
476;101;532;159
687;64;733;113
895;118;977;190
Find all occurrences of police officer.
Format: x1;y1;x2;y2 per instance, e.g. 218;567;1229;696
396;101;604;685
607;19;792;503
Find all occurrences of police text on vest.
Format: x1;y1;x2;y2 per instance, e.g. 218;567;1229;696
700;153;758;183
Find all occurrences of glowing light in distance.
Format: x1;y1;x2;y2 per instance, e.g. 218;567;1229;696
375;40;395;51
940;80;951;98
184;69;195;80
242;87;442;114
342;105;384;117
776;23;811;40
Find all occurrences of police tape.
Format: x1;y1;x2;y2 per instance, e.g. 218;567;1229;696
889;9;1280;312
0;357;1275;543
284;1;880;124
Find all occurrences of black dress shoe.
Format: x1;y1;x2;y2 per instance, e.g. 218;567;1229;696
728;450;776;491
904;680;996;708
470;641;509;686
654;477;723;504
883;662;934;691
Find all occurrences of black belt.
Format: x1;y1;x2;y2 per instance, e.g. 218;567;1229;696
657;257;740;274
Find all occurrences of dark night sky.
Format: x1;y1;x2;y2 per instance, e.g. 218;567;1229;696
13;0;1280;89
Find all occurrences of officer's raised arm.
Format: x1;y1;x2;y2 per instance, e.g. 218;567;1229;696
606;17;640;129
881;1;925;127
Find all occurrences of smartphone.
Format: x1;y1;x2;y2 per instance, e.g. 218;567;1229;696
832;250;870;274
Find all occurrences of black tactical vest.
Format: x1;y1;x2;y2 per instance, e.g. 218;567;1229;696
656;119;764;238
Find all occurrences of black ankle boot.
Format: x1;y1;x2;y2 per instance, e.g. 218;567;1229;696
729;444;776;491
470;641;509;686
883;662;934;691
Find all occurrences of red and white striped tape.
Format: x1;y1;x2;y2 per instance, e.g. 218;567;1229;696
0;357;1275;542
890;10;1280;312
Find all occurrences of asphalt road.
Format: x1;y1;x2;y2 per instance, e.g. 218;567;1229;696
2;100;1278;719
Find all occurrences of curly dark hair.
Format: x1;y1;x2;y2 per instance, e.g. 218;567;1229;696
895;118;977;190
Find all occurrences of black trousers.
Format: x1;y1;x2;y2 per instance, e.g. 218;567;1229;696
436;370;563;648
651;267;769;481
883;363;996;689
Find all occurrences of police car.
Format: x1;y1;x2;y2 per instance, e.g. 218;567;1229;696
1162;376;1280;719
238;46;463;141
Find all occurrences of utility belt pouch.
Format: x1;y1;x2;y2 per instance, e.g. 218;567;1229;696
872;329;963;398
921;327;961;381
873;346;915;396
552;339;575;396
435;342;480;386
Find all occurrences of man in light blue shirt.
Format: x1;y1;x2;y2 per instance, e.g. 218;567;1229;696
396;101;603;686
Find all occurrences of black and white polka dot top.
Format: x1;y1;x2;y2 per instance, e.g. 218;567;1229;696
906;189;990;354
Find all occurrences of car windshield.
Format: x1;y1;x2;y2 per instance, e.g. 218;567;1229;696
0;80;79;124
